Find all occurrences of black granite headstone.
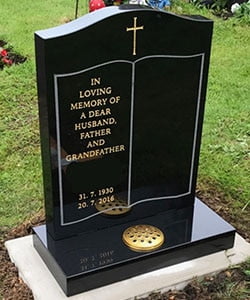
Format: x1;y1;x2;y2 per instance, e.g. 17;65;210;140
33;6;235;296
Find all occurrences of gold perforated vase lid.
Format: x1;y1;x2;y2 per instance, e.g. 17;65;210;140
122;224;165;252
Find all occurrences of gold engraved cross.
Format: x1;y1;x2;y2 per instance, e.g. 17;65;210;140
126;17;144;56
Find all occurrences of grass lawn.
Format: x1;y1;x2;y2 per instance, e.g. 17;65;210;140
0;0;249;298
200;17;250;206
0;0;83;228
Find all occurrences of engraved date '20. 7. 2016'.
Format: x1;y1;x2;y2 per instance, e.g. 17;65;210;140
78;186;115;209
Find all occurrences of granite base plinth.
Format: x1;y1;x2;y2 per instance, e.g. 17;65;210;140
33;198;235;296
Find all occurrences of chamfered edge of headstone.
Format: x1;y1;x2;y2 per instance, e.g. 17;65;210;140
35;5;212;40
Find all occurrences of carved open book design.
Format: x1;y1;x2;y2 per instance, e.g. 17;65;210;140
54;54;205;225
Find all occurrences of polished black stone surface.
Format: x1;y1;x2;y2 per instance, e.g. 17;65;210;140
33;199;235;296
35;6;213;239
33;7;230;297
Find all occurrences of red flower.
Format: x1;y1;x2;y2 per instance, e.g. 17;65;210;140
89;0;106;12
2;57;13;65
0;49;8;57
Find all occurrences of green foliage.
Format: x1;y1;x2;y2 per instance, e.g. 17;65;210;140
188;0;250;24
234;1;250;16
211;0;228;11
233;1;250;24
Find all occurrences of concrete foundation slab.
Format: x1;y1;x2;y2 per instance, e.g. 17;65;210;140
5;233;250;300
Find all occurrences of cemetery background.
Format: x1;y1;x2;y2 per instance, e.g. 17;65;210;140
0;0;249;299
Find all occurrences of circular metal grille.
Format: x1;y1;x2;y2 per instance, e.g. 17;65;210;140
122;224;165;252
95;197;131;215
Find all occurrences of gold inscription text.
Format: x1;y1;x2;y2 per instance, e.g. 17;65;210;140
80;128;111;139
71;98;108;110
79;87;112;99
65;144;125;161
74;117;116;131
91;77;101;86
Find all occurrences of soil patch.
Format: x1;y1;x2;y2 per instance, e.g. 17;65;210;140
0;187;249;300
197;181;250;242
137;262;250;299
0;212;45;300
